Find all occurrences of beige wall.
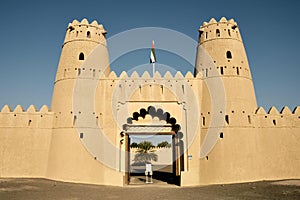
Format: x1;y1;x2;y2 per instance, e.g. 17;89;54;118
0;105;53;178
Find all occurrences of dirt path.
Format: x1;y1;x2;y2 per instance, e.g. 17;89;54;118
0;178;299;200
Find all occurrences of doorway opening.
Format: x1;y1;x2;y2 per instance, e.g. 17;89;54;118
123;106;184;186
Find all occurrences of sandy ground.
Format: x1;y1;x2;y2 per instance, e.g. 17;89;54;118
0;178;299;200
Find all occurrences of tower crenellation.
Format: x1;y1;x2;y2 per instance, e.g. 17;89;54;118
64;18;107;46
199;17;241;44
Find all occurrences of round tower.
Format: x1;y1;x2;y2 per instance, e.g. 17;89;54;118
47;19;115;183
195;17;257;114
51;18;110;116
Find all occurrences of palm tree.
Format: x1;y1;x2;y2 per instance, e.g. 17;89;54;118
157;141;171;148
130;142;139;148
133;141;158;164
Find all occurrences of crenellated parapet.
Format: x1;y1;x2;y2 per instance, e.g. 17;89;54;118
198;17;241;44
0;104;54;128
255;106;300;128
64;18;107;46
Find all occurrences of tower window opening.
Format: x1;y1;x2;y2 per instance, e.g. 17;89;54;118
220;132;224;139
216;29;220;37
73;115;77;126
80;133;84;139
228;29;231;36
28;120;32;126
220;67;224;75
273;119;276;126
205;32;208;39
93;69;96;77
78;68;81;76
225;115;229;125
248;115;251;124
205;68;208;77
237;67;239;75
79;52;84;60
226;51;232;59
199;30;203;39
202;116;205;126
87;31;91;38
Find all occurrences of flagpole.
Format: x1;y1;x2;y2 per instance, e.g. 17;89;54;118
152;62;155;77
150;40;156;77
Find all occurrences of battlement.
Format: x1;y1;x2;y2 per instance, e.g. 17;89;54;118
0;104;54;128
201;17;237;27
55;68;202;82
63;18;107;45
255;106;300;128
198;17;242;44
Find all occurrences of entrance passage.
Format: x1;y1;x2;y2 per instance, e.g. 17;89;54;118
123;106;184;186
128;134;177;185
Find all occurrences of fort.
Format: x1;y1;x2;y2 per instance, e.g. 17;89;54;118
0;17;299;186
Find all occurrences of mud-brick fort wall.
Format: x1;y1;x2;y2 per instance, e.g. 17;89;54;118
197;105;300;185
0;105;54;178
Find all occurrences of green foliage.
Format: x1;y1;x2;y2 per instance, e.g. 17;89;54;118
133;141;157;164
130;142;139;148
157;141;171;148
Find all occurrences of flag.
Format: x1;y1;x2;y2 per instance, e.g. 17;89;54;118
150;40;156;63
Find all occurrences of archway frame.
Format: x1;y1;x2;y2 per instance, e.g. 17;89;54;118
121;105;185;185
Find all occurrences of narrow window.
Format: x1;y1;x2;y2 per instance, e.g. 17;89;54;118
216;29;220;37
202;117;205;126
225;115;229;125
228;29;231;36
78;68;81;76
226;51;232;59
87;31;91;38
205;68;208;77
76;31;78;37
199;30;203;39
28;120;32;126
182;85;185;94
64;69;66;77
93;69;96;77
273;119;276;126
205;32;208;39
220;67;224;75
237;67;239;75
73;115;77;126
220;132;224;139
79;52;84;60
248;115;251;124
80;133;84;139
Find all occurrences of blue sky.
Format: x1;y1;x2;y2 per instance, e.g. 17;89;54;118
0;0;299;112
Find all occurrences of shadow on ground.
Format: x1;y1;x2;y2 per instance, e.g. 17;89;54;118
0;178;299;200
